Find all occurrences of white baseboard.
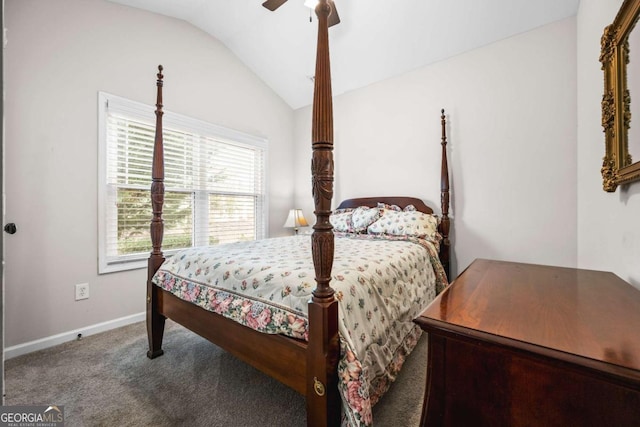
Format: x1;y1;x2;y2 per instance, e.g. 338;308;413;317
4;312;146;360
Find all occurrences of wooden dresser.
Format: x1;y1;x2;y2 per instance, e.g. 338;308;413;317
414;259;640;427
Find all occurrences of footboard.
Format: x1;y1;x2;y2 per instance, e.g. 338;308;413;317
158;287;308;393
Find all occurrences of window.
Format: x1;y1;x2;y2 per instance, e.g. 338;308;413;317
98;92;268;273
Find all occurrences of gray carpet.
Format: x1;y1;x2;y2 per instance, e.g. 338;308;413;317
4;320;427;426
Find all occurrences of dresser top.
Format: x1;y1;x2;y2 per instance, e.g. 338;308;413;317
418;259;640;374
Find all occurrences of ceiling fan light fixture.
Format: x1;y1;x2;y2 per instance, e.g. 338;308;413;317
263;0;339;27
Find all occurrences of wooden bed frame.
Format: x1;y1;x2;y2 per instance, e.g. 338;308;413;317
146;2;451;425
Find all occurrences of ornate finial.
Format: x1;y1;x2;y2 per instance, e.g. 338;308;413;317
441;109;447;146
157;65;164;82
315;0;331;16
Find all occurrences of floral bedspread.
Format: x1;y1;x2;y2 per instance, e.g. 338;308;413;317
152;233;447;426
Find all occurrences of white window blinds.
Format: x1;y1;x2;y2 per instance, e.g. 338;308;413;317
98;92;268;273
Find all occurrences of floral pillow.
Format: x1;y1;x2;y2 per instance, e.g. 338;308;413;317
333;207;353;215
377;202;418;215
377;202;402;212
351;206;381;233
367;210;439;239
330;211;353;233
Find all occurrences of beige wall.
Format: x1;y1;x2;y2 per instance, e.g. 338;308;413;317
4;0;295;347
577;0;640;289
294;17;578;277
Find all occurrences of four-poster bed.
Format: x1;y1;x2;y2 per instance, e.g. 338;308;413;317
146;2;452;426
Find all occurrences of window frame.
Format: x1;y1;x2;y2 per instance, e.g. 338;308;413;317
97;92;269;274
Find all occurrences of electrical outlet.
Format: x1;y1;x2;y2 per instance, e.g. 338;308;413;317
75;283;89;301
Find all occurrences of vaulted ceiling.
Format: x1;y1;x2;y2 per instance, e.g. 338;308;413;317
108;0;580;109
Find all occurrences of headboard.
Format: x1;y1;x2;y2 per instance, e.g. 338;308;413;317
336;196;434;214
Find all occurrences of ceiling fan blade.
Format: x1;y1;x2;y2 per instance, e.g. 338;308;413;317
262;0;288;12
327;1;340;27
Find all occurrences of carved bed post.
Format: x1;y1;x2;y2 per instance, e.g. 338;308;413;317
307;1;340;425
439;109;451;281
147;65;167;359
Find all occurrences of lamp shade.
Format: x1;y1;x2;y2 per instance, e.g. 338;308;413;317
283;209;309;232
303;0;318;9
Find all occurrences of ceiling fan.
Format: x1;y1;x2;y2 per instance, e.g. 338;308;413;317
262;0;341;27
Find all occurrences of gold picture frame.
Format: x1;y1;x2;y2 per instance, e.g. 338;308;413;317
600;0;640;191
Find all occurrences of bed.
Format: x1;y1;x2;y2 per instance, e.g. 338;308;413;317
146;2;452;426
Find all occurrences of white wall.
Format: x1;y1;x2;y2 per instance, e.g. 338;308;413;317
294;18;578;278
577;0;640;289
4;0;295;347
